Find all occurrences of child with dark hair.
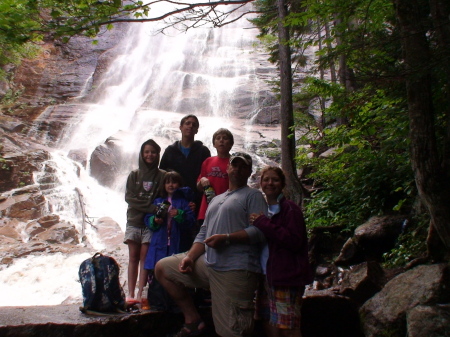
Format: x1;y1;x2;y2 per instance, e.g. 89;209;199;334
143;171;196;311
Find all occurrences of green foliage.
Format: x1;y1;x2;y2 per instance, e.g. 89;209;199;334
298;86;415;231
383;216;428;268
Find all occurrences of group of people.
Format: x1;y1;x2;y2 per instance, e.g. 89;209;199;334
124;114;313;337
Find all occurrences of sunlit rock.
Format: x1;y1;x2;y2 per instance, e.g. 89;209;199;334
32;220;79;245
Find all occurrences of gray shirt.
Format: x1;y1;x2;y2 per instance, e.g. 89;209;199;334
194;186;268;273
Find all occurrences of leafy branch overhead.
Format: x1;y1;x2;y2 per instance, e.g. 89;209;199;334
1;0;259;43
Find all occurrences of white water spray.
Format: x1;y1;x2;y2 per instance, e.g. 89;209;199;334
0;6;279;306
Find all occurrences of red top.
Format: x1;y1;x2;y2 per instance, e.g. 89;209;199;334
196;156;229;220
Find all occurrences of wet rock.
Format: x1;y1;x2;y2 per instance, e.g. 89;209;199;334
68;149;88;168
2;192;46;220
32;220;80;245
25;220;46;237
89;143;122;188
360;263;450;337
407;304;450;337
38;214;60;228
0;150;49;193
0;225;21;241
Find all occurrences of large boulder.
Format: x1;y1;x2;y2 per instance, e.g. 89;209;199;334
360;263;450;337
94;217;125;250
335;215;406;266
407;304;450;337
89;142;122;188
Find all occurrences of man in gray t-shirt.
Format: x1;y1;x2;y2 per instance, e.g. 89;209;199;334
155;152;267;337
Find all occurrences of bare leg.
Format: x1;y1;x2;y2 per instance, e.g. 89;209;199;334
137;243;149;300
154;262;203;325
127;240;140;298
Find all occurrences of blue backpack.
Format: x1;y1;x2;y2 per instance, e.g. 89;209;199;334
79;253;126;314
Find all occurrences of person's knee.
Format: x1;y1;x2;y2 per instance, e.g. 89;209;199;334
154;260;165;281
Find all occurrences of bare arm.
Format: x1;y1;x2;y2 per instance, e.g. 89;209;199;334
204;230;250;249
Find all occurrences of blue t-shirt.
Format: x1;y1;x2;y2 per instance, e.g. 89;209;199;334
180;144;190;157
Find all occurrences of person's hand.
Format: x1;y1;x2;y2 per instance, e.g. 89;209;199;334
249;212;264;225
179;255;194;273
199;177;211;188
154;217;164;225
204;234;227;249
189;202;196;212
168;209;178;217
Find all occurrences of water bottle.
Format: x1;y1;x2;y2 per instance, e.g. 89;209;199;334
141;286;150;310
204;185;216;204
155;200;171;219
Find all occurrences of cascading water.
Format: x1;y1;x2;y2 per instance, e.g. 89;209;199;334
0;6;280;306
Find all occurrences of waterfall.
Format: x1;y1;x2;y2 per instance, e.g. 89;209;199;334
0;6;280;306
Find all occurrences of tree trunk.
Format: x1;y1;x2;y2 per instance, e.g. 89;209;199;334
277;0;303;205
395;0;450;252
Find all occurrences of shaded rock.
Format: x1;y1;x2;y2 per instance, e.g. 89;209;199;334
308;224;349;268
360;263;450;337
339;261;386;305
0;304;186;337
336;215;406;266
253;94;280;124
407;304;450;337
89;143;122;188
89;134;134;188
302;290;364;337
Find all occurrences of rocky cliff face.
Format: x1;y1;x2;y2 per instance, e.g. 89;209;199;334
0;24;130;269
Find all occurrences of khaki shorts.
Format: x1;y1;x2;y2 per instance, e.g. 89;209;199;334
123;226;151;244
158;252;259;337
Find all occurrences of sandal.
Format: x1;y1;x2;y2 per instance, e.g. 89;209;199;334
173;320;206;337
